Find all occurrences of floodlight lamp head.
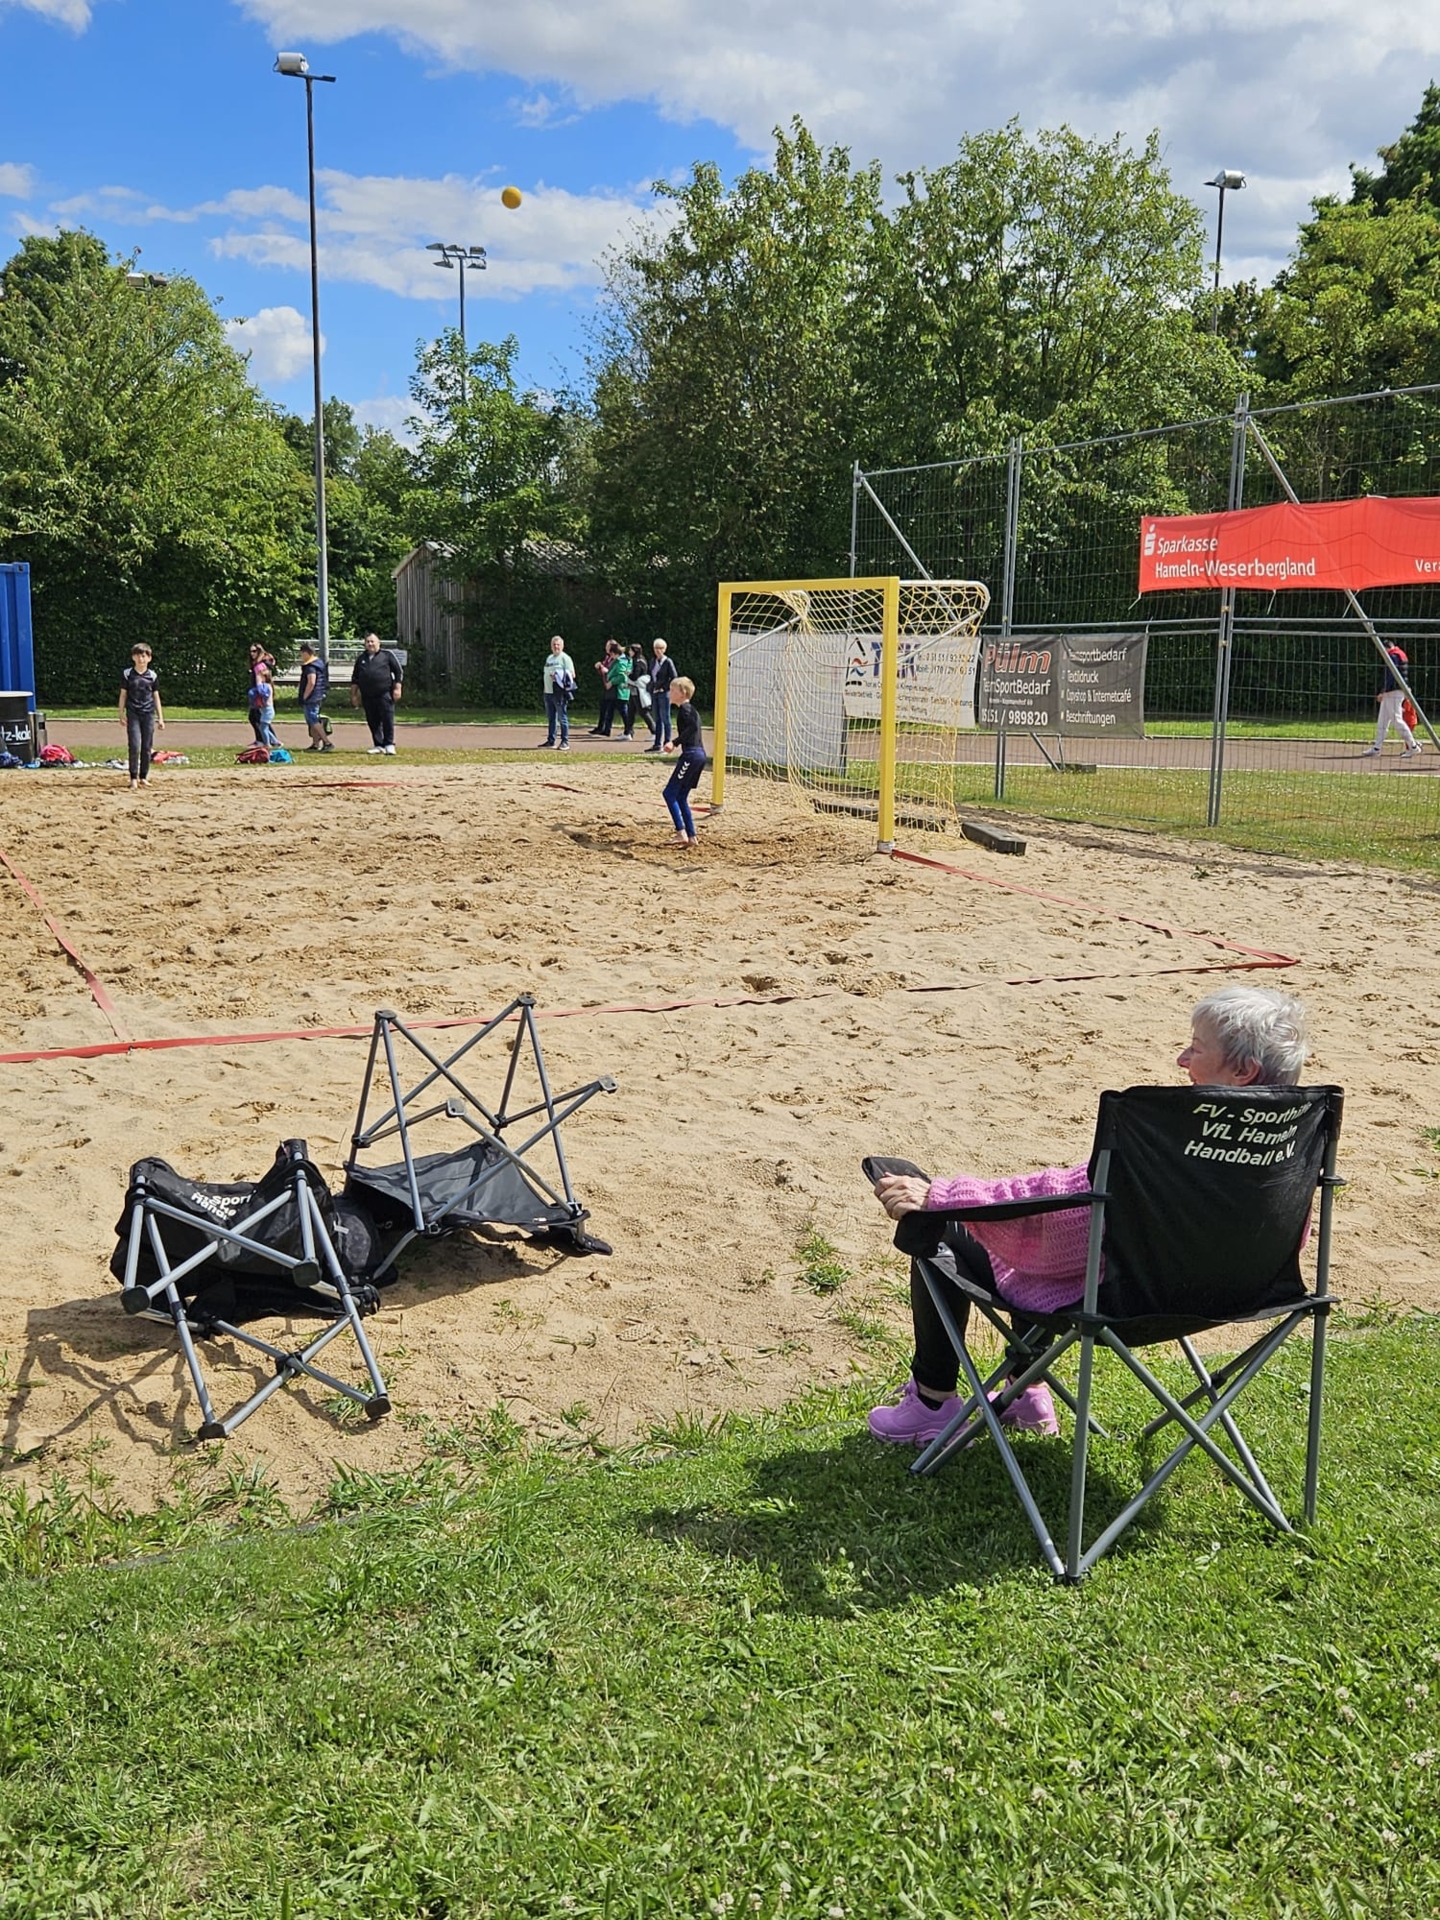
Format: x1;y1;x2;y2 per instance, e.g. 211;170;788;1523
274;50;309;76
1207;170;1246;191
469;246;487;262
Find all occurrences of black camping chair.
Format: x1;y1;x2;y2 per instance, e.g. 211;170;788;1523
343;997;616;1282
111;1138;391;1441
896;1084;1344;1582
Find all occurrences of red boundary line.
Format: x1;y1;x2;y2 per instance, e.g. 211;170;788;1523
0;846;131;1044
0;836;1300;1068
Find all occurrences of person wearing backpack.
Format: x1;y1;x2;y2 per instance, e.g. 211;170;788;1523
298;641;332;753
542;634;577;749
350;632;405;754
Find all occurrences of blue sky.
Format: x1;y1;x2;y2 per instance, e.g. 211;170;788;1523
3;0;1437;436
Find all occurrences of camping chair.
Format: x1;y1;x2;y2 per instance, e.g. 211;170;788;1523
898;1084;1344;1582
111;1138;391;1441
343;997;616;1281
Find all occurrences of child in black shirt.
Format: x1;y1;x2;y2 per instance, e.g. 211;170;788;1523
663;677;706;849
118;643;165;789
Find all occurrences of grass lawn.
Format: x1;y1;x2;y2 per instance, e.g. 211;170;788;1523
967;765;1440;871
2;1318;1438;1917
46;704;551;727
869;760;1440;872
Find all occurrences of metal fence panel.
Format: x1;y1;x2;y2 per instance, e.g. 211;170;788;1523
853;387;1440;869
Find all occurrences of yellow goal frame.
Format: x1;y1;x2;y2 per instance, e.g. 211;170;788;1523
713;576;903;848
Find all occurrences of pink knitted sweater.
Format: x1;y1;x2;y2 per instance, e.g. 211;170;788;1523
926;1163;1094;1313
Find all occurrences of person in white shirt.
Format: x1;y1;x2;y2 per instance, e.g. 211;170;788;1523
542;635;577;749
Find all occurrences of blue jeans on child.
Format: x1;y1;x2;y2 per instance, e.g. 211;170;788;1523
664;747;707;838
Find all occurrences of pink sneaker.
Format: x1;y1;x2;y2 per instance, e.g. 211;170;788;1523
1001;1383;1059;1435
867;1378;962;1445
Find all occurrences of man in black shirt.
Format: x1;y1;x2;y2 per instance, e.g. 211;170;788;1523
350;632;404;754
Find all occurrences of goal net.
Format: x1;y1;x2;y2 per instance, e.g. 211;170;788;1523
714;575;991;847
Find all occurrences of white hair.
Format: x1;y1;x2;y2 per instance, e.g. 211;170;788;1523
1192;985;1309;1085
653;638;667;652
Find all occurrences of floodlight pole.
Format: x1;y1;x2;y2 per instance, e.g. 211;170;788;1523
1207;170;1246;337
276;53;337;662
426;243;487;407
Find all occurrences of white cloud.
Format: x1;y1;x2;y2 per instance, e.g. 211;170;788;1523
209;172;663;301
351;394;418;443
0;163;37;198
1;0;91;25
225;303;323;383
238;0;1440;281
512;91;581;131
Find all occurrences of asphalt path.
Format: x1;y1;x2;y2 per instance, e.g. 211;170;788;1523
44;716;1440;777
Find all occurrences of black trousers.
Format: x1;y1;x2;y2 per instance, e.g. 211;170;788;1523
362;694;395;747
126;709;155;781
911;1223;1042;1395
595;693;617;735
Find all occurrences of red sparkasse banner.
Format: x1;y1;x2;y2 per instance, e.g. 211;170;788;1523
1138;495;1440;593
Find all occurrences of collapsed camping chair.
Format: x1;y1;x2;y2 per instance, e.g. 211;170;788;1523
897;1083;1344;1582
111;1138;390;1441
343;996;616;1282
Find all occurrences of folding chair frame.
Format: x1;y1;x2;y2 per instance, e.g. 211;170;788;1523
909;1119;1343;1583
345;997;616;1279
118;1144;391;1442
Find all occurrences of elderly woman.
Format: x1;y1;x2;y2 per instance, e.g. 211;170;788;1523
867;985;1310;1445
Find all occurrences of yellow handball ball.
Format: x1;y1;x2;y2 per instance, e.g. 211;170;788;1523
501;185;523;210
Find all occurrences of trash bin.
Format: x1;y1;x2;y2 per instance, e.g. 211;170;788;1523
0;690;36;760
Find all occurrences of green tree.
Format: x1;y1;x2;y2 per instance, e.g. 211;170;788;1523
406;331;575;568
863;124;1239;463
590;122;881;591
587;117;1244;632
1257;196;1440;398
279;399;416;637
279;395;364;478
1352;82;1440;212
0;231;310;701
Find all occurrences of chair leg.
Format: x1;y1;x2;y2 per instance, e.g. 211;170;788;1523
1100;1324;1301;1529
1304;1309;1328;1525
1064;1332;1098;1581
953;1326;1066;1582
1176;1338;1283;1519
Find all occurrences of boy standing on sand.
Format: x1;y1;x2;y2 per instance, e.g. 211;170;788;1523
662;675;706;849
118;643;165;790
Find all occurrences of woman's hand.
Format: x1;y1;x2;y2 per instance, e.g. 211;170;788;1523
873;1173;930;1219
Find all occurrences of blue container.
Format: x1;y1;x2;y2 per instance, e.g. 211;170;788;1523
0;563;36;710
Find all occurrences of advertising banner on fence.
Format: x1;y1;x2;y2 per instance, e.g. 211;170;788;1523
842;631;981;725
976;632;1149;736
1139;495;1440;593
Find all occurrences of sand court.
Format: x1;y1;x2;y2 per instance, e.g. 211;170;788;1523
0;759;1436;1509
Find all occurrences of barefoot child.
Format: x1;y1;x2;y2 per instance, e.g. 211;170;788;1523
118;643;165;790
662;676;705;848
